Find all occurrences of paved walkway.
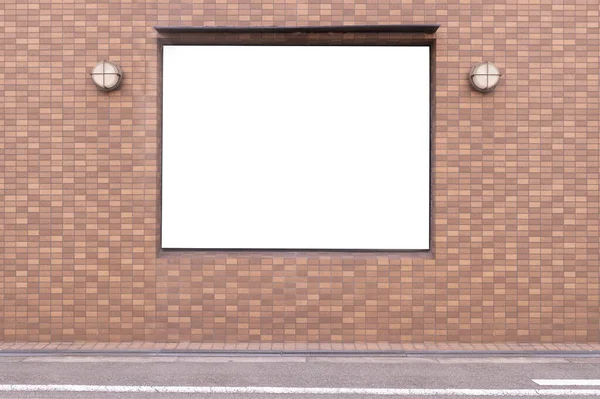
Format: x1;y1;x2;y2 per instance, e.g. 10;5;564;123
1;342;600;353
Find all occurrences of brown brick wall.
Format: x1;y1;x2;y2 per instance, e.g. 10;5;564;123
0;0;599;343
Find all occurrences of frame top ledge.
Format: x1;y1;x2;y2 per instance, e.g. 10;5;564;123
154;24;440;34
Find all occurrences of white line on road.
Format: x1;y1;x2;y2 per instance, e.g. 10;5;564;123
1;385;600;396
533;380;600;386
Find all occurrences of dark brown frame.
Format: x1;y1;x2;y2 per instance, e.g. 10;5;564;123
155;25;438;256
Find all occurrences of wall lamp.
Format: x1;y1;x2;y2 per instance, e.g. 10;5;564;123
469;62;501;93
91;60;123;91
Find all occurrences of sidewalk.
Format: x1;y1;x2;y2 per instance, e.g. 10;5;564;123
1;342;600;354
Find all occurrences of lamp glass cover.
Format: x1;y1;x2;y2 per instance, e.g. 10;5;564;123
103;73;119;88
92;62;105;75
91;73;104;88
487;74;500;88
487;62;499;76
103;62;117;75
472;74;489;90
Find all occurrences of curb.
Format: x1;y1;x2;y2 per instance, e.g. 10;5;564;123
1;349;600;357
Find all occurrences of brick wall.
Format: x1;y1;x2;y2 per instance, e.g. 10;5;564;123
0;0;598;343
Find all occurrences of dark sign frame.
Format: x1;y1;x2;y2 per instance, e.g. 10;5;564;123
155;25;438;256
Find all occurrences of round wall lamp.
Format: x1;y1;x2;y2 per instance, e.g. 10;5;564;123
91;60;123;91
469;61;501;93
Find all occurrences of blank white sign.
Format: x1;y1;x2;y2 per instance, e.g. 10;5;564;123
162;45;430;250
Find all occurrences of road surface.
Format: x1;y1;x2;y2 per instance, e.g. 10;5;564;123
0;354;599;398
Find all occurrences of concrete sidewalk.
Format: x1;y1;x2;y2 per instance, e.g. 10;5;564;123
1;342;600;355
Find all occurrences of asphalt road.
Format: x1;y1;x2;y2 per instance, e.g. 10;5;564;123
0;355;599;398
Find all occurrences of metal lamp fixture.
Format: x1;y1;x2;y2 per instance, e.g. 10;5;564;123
469;61;501;93
91;60;123;91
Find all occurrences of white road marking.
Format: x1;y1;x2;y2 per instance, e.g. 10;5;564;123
533;380;600;386
0;385;600;396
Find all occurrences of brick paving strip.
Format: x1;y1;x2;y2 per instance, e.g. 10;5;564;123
1;342;600;355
